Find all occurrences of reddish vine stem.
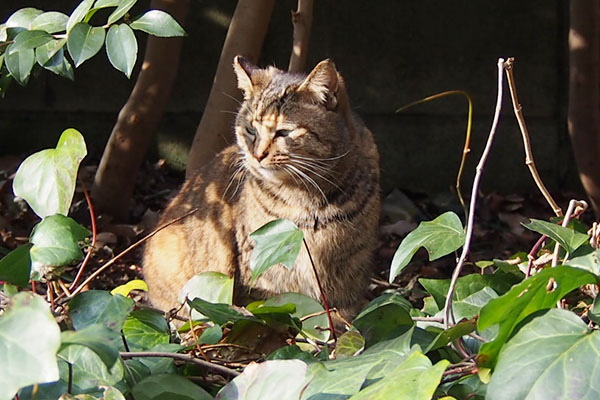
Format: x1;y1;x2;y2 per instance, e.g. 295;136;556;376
303;238;337;342
66;208;199;300
69;181;98;290
444;58;506;329
526;234;548;278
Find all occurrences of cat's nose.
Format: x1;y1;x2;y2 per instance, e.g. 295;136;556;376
255;149;269;162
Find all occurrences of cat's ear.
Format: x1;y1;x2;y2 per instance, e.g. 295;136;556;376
233;55;259;99
298;59;339;110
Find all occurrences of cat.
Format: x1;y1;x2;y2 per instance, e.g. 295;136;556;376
143;56;380;322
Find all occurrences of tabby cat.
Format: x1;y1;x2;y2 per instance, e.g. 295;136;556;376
143;56;380;321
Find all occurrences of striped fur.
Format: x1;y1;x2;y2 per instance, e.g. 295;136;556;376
143;57;380;320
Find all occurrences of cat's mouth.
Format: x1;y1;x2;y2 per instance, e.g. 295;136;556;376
253;164;286;183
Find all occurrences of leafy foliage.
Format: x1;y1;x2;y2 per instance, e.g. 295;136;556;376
2;28;600;398
249;218;304;280
389;211;465;282
0;0;185;95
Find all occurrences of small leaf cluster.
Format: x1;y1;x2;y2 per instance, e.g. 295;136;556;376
1;128;90;285
0;0;185;96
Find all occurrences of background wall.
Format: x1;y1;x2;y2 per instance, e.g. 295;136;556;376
0;1;577;197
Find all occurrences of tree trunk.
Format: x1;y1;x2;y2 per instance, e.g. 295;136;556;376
185;0;276;178
288;0;314;73
91;0;190;220
568;0;600;217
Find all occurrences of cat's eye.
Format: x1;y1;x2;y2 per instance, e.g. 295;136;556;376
275;129;291;138
245;126;257;138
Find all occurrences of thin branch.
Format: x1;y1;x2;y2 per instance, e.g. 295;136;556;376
444;59;506;329
411;316;444;323
396;90;473;217
70;181;98;290
67;208;199;299
504;58;563;217
288;0;314;73
526;234;548;278
303;238;337;342
119;351;240;377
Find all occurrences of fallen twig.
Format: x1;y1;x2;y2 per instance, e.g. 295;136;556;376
66;208;199;299
120;351;240;377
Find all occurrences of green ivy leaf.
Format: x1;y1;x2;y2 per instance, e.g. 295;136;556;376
69;290;135;332
129;9;186;37
122;309;170;351
29;214;90;275
0;243;32;287
58;344;124;392
488;308;600;400
30;11;69;34
336;331;366;359
5;8;43;29
422;318;477;353
44;52;75;81
66;0;95;33
8;30;53;54
263;292;329;342
523;218;589;255
187;297;262;326
249;219;304;281
218;360;308;400
105;24;137;78
389;211;465;283
419;271;518;310
353;293;414;346
67;22;105;67
197;324;223;345
477;265;596;368
60;324;121;368
13;128;87;218
349;352;449;400
0;293;61;400
179;272;234;320
566;247;600;276
132;373;213;400
4;45;35;85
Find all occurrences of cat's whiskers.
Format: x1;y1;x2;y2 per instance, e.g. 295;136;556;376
220;91;243;106
291;149;351;163
290;160;344;195
288;157;339;178
287;165;328;205
223;155;248;200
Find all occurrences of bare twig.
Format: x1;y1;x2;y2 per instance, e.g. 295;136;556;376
444;59;506;329
526;234;548;278
396;90;473;218
303;238;337;342
119;351;240;377
411;316;444;323
504;58;563;217
70;181;98;290
288;0;314;73
67;208;199;299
